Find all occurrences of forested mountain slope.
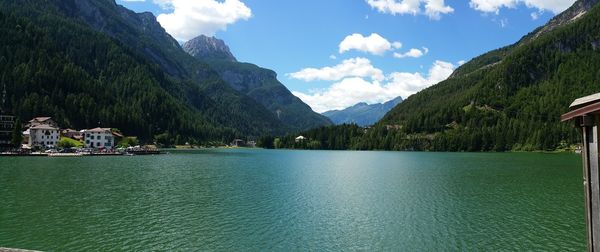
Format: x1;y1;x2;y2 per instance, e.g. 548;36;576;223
379;0;600;151
0;0;291;142
267;0;600;151
183;35;333;131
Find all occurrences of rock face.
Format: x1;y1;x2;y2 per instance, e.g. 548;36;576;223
323;97;403;127
183;35;333;131
525;0;599;41
183;35;237;62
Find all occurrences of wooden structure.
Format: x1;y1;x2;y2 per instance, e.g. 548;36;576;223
562;92;600;251
0;114;15;149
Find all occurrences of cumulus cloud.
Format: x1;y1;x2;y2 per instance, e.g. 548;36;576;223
469;0;575;14
366;0;454;19
155;0;252;41
339;33;400;55
288;57;385;82
393;47;429;58
293;60;456;113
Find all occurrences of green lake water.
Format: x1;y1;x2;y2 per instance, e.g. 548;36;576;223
0;149;587;251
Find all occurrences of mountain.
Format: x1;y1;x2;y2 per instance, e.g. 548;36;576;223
183;35;332;131
0;0;294;143
183;35;237;62
323;97;403;126
266;0;600;152
379;0;600;151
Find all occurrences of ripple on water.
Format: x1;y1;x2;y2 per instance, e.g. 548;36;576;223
0;150;587;251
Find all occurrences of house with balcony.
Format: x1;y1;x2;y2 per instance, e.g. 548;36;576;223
83;128;116;149
29;124;60;148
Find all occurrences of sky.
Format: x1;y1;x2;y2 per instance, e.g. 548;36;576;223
117;0;576;113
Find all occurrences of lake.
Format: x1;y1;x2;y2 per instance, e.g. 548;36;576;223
0;149;587;251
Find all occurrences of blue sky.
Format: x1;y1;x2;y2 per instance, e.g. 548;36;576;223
117;0;575;112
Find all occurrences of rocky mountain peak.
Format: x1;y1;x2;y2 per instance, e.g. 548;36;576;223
183;35;237;62
529;0;599;40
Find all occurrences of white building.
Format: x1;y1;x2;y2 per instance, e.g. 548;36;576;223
295;136;307;143
29;124;60;148
83;128;115;149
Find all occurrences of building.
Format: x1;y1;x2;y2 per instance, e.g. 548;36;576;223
295;136;307;143
62;129;83;140
561;92;600;250
0;114;15;149
231;139;245;147
29;124;60;148
83;128;115;149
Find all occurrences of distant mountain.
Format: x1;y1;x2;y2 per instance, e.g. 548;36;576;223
323;97;403;126
183;35;332;131
267;0;600;152
0;0;292;143
380;0;600;151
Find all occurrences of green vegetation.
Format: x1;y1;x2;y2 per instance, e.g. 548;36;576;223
117;137;139;148
200;59;333;131
57;137;83;148
264;3;600;152
10;118;22;147
0;0;290;145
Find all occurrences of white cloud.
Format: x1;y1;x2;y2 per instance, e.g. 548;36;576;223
500;18;508;27
469;0;575;14
393;47;428;58
366;0;454;20
329;55;337;60
293;60;456;112
155;0;252;41
339;33;400;55
288;57;385;82
123;0;146;2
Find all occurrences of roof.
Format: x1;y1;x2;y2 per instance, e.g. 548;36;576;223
570;93;600;109
29;117;52;123
62;129;78;133
561;92;600;122
30;125;59;130
295;136;306;139
84;127;112;133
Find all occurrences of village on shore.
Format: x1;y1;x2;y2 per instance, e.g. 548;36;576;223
0;116;160;156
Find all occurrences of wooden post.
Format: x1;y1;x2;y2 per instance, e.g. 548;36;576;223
581;115;600;251
561;93;600;252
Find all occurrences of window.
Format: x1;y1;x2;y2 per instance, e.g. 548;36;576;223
86;140;89;144
91;135;95;140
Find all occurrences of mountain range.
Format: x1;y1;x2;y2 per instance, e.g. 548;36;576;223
379;0;600;151
322;97;403;127
183;35;332;130
0;0;330;143
272;0;600;152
